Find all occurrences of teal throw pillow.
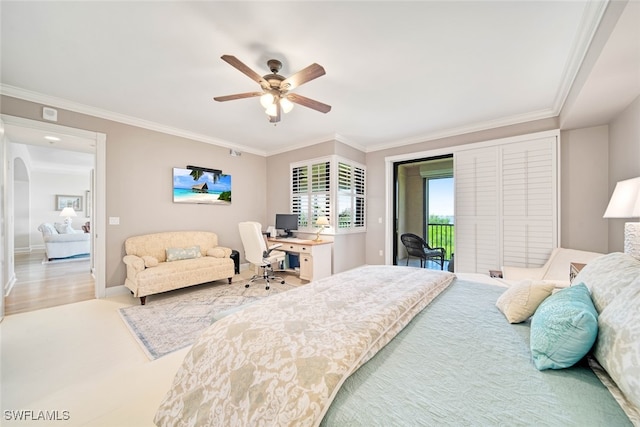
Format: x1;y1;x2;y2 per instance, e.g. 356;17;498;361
166;245;201;262
530;283;598;370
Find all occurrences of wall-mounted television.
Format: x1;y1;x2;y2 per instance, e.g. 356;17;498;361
172;167;231;205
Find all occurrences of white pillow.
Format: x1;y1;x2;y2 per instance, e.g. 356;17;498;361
39;223;58;236
54;222;74;234
496;280;556;323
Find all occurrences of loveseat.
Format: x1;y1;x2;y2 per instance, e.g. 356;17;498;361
123;231;235;305
38;222;90;260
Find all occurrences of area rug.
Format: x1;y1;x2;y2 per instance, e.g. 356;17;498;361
118;281;296;360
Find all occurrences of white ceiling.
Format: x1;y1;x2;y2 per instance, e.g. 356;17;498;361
1;1;638;158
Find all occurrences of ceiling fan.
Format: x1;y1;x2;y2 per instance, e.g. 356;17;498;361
213;55;331;123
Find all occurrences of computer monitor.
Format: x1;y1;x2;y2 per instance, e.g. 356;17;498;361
275;213;298;237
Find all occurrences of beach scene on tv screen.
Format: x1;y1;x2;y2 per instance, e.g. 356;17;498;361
173;168;231;205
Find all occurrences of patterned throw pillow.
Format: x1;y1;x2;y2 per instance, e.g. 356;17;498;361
530;283;598;370
572;252;640;313
496;280;555;323
166;246;201;262
593;277;640;417
39;223;58;236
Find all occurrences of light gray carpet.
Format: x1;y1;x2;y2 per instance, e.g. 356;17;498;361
118;280;296;360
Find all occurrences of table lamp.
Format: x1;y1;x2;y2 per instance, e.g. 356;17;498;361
59;206;77;225
603;176;640;260
314;216;330;241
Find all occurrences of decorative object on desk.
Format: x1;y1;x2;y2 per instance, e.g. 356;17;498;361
603;176;640;260
55;194;82;211
59;206;77;225
314;215;330;241
173;167;231;205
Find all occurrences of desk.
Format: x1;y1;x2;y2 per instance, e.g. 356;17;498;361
268;238;332;281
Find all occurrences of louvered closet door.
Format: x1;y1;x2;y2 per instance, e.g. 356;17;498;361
454;135;558;274
501;137;557;268
454;147;500;274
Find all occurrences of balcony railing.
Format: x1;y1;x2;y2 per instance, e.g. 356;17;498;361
426;223;455;261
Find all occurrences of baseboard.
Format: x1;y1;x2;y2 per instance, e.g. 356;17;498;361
4;275;17;297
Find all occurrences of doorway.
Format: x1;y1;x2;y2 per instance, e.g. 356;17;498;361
393;155;454;268
1;115;106;315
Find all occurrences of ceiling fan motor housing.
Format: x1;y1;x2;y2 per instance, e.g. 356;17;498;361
267;59;282;74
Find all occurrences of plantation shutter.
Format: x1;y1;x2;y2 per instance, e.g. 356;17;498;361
501;136;557;268
291;165;309;227
454;148;500;274
310;161;331;226
337;162;366;229
454;134;558;274
291;156;365;233
291;160;331;228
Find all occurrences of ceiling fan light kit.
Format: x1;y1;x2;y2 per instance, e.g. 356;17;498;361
214;55;331;123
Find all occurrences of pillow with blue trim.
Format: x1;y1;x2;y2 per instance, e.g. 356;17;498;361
530;283;598;370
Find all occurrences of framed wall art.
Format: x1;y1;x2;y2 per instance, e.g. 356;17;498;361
56;194;83;211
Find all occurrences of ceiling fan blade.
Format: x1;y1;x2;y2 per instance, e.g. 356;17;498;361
287;93;332;113
213;92;263;102
281;63;326;91
220;55;270;89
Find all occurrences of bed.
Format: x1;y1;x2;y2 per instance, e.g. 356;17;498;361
154;253;640;426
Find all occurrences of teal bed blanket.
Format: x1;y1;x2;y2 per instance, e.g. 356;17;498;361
321;279;631;426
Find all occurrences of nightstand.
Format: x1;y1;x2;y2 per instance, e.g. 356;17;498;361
570;262;586;283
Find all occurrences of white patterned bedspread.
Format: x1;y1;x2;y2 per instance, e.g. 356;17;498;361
154;265;455;427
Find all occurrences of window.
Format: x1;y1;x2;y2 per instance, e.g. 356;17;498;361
291;156;366;233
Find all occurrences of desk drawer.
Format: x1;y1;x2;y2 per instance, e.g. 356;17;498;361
282;243;312;254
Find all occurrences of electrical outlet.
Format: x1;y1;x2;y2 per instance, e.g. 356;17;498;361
109;217;120;225
379;250;383;256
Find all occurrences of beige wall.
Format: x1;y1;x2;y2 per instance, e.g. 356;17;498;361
560;125;609;252
1;95;267;288
608;96;640;251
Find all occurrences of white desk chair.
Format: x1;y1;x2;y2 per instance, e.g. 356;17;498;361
238;221;286;290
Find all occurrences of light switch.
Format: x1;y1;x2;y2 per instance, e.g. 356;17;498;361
109;217;120;225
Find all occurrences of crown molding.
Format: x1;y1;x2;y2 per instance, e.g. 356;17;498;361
0;85;267;157
366;108;556;153
551;0;609;113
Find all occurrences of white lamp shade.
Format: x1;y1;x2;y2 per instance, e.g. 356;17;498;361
59;207;77;217
265;103;278;117
316;216;330;226
280;97;294;113
603;177;640;218
260;92;275;108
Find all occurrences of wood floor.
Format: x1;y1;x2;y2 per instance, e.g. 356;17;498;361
4;249;95;315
